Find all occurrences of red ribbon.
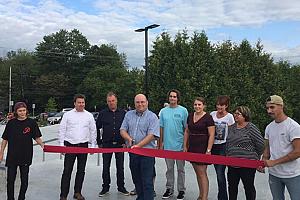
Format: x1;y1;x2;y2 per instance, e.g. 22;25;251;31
43;145;264;169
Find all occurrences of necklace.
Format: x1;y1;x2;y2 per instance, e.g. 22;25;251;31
194;112;205;122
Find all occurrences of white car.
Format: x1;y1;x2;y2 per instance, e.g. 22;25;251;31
47;112;64;125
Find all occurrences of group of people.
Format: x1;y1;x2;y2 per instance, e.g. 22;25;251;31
0;91;299;200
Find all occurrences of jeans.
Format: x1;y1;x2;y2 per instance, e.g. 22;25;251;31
7;165;29;200
212;144;228;200
227;167;256;200
129;153;154;200
269;174;300;200
102;142;125;190
60;141;88;198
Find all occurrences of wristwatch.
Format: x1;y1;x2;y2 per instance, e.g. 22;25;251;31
206;149;211;153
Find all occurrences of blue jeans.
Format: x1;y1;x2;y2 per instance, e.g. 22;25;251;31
212;144;228;200
129;153;154;200
269;174;300;200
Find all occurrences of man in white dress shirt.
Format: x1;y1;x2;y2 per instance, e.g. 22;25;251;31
58;94;97;200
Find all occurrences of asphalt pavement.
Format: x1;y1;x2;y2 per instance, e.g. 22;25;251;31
0;124;291;200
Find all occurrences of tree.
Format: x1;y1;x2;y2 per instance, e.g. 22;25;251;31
34;73;72;110
78;65;143;111
35;29;91;107
35;29;90;73
148;30;300;130
0;49;40;111
45;97;58;112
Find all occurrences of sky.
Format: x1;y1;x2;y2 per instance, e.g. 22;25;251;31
1;0;300;67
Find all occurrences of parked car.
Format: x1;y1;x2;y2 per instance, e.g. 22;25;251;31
39;112;57;121
29;115;39;121
47;112;64;125
47;112;58;117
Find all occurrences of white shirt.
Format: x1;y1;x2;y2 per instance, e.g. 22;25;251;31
265;117;300;178
58;109;97;147
210;111;235;144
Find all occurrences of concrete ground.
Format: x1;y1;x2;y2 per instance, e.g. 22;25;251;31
0;124;291;200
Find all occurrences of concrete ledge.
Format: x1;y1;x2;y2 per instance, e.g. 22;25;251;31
0;161;21;197
0;161;6;193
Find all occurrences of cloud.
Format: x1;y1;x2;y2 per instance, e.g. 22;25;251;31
1;0;300;66
263;41;300;64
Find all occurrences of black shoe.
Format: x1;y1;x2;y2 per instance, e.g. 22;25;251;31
162;189;173;199
118;187;130;196
177;191;185;200
130;189;137;195
98;188;109;197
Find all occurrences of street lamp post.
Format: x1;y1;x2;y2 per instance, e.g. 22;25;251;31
135;24;160;98
9;66;12;112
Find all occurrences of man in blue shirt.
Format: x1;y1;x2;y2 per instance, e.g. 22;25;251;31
120;94;160;200
159;89;188;200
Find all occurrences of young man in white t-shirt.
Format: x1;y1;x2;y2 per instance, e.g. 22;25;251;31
262;95;300;200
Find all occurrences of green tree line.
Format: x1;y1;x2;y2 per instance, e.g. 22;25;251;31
0;29;143;113
148;30;300;130
0;29;299;130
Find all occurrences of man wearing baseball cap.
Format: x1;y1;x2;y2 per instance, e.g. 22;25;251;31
262;95;300;200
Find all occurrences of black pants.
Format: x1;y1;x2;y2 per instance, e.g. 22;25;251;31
60;141;88;198
227;167;256;200
102;142;125;190
7;165;29;200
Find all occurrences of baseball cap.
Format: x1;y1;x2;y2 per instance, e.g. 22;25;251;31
266;95;284;105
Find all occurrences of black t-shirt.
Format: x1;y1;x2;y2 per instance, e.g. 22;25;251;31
2;118;42;166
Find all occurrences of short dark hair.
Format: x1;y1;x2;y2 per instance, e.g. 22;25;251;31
107;91;117;99
235;106;251;122
217;95;230;111
73;94;86;103
167;89;181;103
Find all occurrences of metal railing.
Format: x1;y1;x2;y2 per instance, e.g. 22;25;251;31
35;138;101;165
